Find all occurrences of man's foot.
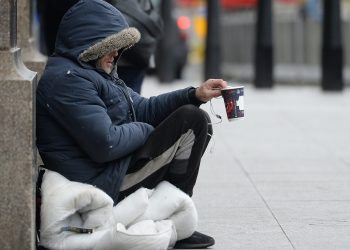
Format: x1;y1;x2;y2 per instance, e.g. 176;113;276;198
174;231;215;249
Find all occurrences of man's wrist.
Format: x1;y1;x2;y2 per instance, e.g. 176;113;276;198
188;87;206;106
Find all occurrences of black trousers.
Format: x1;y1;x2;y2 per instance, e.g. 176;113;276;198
118;105;212;202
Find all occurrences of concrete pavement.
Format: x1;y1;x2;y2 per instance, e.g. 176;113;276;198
141;71;350;250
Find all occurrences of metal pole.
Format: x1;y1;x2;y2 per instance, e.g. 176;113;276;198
321;0;343;91
204;0;222;80
254;0;273;88
156;0;177;83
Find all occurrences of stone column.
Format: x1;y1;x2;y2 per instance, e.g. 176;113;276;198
0;0;37;249
18;0;46;77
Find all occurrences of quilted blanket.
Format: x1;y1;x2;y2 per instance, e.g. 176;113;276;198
39;170;198;250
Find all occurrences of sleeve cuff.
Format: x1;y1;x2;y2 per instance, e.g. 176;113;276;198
188;87;206;106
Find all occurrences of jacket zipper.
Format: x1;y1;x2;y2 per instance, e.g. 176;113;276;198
112;78;137;122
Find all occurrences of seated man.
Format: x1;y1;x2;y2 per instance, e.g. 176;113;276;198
36;0;227;248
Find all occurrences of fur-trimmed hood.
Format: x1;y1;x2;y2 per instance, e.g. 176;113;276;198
54;0;140;63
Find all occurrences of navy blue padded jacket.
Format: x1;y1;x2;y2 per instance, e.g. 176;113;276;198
36;0;199;203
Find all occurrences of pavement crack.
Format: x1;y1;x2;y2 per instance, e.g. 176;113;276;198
230;152;296;250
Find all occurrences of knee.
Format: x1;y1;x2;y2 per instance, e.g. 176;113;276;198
178;105;209;123
176;105;211;132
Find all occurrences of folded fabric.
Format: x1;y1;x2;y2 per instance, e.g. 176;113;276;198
39;170;197;250
95;221;175;250
133;181;198;240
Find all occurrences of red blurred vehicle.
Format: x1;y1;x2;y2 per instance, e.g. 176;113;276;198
176;0;257;9
221;0;257;9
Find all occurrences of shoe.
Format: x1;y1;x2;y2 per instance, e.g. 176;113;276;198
174;231;215;249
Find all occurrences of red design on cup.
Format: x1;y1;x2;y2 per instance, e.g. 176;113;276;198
221;86;244;121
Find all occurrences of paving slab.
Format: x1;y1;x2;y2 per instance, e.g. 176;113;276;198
142;74;350;250
272;202;350;250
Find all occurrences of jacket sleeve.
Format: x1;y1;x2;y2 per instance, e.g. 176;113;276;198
131;87;203;126
45;73;154;163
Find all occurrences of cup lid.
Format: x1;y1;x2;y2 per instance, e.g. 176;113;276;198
222;85;244;90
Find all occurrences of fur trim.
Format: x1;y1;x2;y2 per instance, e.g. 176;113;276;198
79;27;141;62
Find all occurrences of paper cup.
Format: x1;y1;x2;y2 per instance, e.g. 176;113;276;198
221;86;244;121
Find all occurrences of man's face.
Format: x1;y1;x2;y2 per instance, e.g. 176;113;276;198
96;50;118;74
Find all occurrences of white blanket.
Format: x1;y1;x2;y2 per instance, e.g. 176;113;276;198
39;170;198;250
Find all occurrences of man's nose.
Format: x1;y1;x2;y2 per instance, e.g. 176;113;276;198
111;50;118;57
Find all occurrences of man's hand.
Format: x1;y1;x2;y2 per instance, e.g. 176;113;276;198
195;79;228;102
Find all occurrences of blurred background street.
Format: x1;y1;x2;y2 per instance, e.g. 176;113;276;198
34;0;350;87
145;0;350;87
